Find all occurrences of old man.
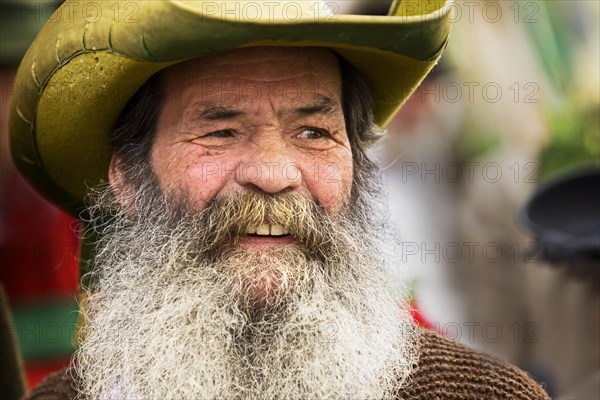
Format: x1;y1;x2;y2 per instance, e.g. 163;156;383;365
10;1;549;398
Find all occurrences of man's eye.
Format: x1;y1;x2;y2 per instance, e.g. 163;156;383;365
208;130;235;138
299;128;330;140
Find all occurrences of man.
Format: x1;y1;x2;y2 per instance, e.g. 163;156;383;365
10;1;550;398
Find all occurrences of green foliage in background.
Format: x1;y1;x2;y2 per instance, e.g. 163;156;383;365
539;103;600;181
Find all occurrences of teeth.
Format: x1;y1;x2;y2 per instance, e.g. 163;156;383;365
256;224;270;235
247;224;289;236
270;224;284;236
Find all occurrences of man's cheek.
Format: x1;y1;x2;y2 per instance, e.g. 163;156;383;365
305;160;351;212
178;164;232;209
306;158;349;184
186;160;235;186
200;161;220;183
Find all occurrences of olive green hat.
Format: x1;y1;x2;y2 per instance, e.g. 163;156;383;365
9;0;453;215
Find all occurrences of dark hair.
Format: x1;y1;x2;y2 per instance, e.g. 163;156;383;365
110;54;381;182
336;55;382;194
111;73;164;166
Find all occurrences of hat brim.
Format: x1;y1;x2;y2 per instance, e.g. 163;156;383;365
10;0;453;215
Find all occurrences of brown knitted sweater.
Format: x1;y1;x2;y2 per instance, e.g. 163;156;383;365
23;330;550;399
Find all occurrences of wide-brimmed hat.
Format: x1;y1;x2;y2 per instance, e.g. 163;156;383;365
9;0;453;215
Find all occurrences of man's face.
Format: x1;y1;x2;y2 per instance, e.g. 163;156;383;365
85;47;417;400
149;47;353;225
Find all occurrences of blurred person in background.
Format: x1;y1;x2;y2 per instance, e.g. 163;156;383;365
521;168;599;399
379;0;598;397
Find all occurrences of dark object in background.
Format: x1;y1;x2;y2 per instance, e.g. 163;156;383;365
520;168;600;285
521;168;600;262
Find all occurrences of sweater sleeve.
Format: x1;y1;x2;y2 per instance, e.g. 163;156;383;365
398;330;551;400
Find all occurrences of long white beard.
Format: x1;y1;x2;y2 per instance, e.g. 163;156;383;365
75;179;420;400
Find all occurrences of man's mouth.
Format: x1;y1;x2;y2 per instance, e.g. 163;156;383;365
246;224;289;236
241;224;295;246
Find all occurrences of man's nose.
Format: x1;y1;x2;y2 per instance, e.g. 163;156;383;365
235;138;302;194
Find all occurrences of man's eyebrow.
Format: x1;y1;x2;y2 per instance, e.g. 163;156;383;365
197;105;246;121
289;96;339;116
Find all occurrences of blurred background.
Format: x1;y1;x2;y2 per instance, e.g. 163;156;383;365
1;1;80;397
1;1;599;399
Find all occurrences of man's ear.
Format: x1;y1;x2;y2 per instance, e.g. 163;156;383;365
108;154;128;208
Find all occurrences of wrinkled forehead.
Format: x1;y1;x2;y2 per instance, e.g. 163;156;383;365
160;47;342;105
